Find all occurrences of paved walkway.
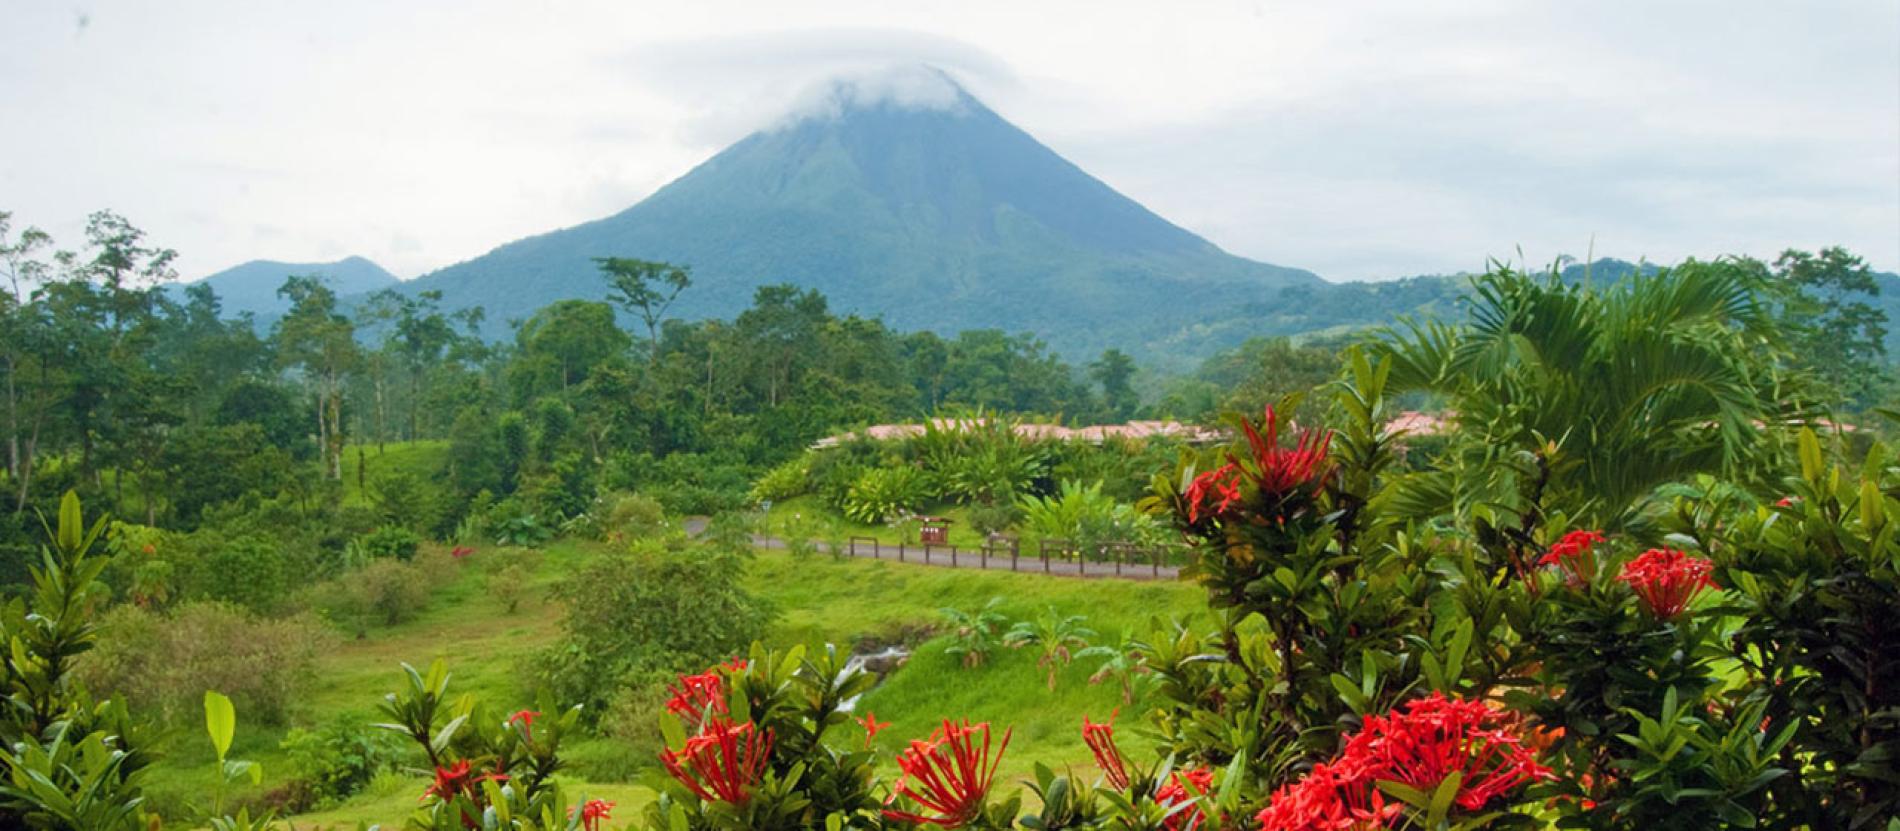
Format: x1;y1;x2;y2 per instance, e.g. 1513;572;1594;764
683;518;1183;581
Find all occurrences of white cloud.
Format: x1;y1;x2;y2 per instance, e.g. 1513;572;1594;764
0;0;1893;282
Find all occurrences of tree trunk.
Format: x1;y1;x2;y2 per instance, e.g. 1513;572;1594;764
328;387;344;480
374;372;387;453
3;353;17;480
410;369;422;441
14;430;36;514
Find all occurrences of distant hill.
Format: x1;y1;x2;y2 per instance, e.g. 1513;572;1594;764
179;256;398;319
392;69;1319;358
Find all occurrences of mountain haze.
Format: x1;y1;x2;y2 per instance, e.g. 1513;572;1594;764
180;256;398;319
395;70;1319;357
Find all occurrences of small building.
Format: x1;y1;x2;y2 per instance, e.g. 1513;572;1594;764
918;517;953;545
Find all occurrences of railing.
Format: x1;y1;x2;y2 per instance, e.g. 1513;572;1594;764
825;534;1190;579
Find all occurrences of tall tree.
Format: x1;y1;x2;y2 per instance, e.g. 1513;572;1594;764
1771;247;1888;406
595;257;691;358
273;276;358;479
1089;348;1138;420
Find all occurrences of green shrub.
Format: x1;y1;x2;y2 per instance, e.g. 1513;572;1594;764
748;456;810;504
968;502;1021;537
278;718;404;808
329;558;435;628
594;491;668;541
1016;479;1160;549
182;533;290;612
78;602;328;725
367;470;443;534
538;541;772;718
349;525;422;562
841;466;931;524
489;562;534;614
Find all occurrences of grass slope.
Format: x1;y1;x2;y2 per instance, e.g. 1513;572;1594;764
146;534;1203;828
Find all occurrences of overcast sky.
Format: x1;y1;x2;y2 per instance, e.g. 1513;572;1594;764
3;1;1896;282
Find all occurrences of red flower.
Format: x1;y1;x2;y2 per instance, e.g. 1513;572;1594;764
1233;406;1333;498
1255;693;1552;830
1539;529;1607;587
508;709;540;729
1081;713;1129;790
1774;496;1799;508
422;759;473;802
451;546;475;559
860;711;892;748
659;719;774;805
572;798;614;831
1185;463;1245;524
883;719;1012;827
1155;767;1215;830
1618;548;1717;619
666;668;731;728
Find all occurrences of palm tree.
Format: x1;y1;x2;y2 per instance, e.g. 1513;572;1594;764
1005;607;1097;690
1376;259;1807;528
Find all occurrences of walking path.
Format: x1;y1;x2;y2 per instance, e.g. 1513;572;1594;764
683;518;1184;581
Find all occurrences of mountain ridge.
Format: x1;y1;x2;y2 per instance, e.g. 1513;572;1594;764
385;72;1319;357
178;255;398;319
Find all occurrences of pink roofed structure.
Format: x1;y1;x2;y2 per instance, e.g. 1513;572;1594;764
811;418;1226;449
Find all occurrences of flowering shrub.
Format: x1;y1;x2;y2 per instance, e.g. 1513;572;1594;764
1255;694;1552;830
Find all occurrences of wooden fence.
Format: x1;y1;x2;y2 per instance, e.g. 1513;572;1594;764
839;535;1189;578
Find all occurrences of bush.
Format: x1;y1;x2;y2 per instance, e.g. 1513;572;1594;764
538;541;772;718
78;601;328;725
349;525;422;563
278;718;405;808
1016;479;1161;549
489;562;534;613
180;533;291;612
841;466;931;524
593;491;668;542
968;502;1021;537
328;558;436;628
748;456;810;504
367;470;443;534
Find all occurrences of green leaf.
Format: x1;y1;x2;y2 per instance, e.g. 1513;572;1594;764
1797;428;1823;483
205;691;236;761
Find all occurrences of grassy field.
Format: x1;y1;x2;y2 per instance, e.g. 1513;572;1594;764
144;531;1205;828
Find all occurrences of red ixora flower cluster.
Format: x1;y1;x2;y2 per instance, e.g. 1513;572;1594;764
1255;693;1552;831
572;798;614;831
860;710;892;748
1539;529;1607;587
660;719;774;805
664;659;747;727
1235;406;1333;498
1081;714;1130;790
884;719;1012;827
1185;463;1245;524
1618;548;1717;619
1155;767;1215;831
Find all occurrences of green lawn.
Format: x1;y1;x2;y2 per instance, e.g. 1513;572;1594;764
145;534;1204;828
340;441;452;507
